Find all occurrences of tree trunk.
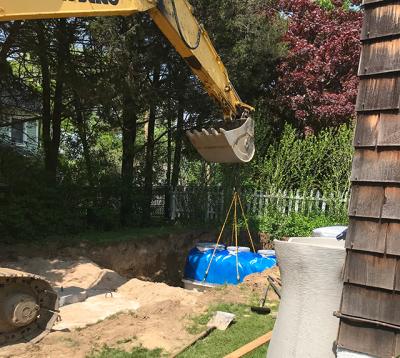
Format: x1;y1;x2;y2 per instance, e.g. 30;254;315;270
120;93;137;226
36;20;69;184
142;66;160;224
73;92;95;188
142;104;157;224
164;115;172;219
171;104;184;189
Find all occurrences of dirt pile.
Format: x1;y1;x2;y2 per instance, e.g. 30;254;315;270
0;256;280;358
3;257;127;291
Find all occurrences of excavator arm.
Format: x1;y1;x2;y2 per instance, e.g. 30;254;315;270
0;0;255;163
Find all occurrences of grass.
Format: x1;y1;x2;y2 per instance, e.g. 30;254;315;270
87;345;165;358
181;303;275;358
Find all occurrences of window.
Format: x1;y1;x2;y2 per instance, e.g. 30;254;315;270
11;119;24;145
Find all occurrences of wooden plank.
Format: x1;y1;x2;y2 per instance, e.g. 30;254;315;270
223;331;272;358
345;218;386;253
359;38;400;76
344;251;396;290
348;185;384;218
351;150;400;183
382;187;400;220
338;320;396;358
354;114;378;148
341;285;400;325
377;113;400;146
362;4;400;40
386;223;400;255
356;76;400;112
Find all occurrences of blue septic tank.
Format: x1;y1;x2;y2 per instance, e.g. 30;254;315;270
184;244;277;285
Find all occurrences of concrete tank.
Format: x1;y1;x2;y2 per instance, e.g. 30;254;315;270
267;238;346;358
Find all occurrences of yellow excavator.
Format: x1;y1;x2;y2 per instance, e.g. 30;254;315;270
1;0;255;164
0;0;255;346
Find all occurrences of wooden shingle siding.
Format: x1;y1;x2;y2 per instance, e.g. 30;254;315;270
348;185;384;218
344;251;397;290
382;187;400;219
354;114;379;147
356;76;400;111
354;113;400;147
396;335;400;356
341;285;400;325
351;149;400;183
386;222;400;255
337;0;400;354
396;260;400;291
345;219;385;253
362;4;400;40
349;185;400;220
338;321;398;358
359;38;400;76
377;113;400;146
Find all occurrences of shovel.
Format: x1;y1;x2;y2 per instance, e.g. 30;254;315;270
251;285;271;315
171;311;235;357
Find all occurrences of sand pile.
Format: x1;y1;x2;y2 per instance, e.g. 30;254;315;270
3;257;128;291
119;279;201;305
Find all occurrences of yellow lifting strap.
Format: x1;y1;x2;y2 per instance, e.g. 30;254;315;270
203;190;256;283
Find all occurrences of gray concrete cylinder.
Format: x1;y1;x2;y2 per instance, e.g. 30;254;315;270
267;238;346;358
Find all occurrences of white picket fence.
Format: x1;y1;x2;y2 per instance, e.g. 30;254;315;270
167;188;349;221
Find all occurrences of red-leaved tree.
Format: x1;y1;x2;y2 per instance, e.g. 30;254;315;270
275;0;362;131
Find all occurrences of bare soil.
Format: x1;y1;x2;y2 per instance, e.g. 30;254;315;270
0;231;279;358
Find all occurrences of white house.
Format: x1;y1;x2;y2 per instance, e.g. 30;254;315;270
0;82;40;152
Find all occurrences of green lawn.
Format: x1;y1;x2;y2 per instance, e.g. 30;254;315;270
87;346;164;358
180;303;275;358
87;303;275;358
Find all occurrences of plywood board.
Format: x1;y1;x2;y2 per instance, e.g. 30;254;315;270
351;150;400;183
344;251;396;290
356;77;400;112
348;185;384;218
359;38;400;76
362;4;400;40
345;218;386;253
338;320;396;358
341;284;400;325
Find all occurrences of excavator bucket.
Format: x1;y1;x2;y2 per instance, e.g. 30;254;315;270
187;117;255;163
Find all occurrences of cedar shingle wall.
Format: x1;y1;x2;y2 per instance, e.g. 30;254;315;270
337;1;400;356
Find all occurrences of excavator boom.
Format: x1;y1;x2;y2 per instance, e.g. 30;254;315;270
0;0;255;163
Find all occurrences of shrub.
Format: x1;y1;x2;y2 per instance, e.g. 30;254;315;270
252;211;348;241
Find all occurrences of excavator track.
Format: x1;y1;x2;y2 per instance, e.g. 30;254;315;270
0;268;59;347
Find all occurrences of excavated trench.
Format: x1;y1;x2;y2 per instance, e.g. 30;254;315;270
80;230;216;286
1;229;264;287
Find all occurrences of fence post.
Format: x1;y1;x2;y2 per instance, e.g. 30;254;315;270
315;190;321;212
170;189;177;221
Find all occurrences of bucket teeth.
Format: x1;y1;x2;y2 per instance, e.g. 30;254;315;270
186;117;255;163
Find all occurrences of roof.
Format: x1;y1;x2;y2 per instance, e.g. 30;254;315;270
0;78;41;115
